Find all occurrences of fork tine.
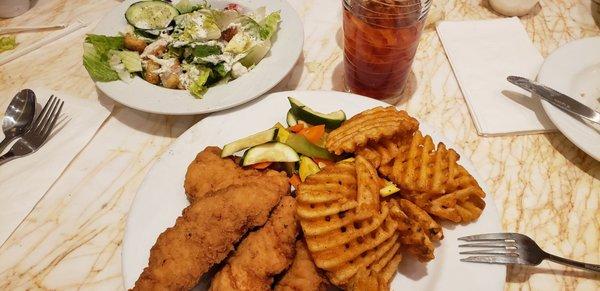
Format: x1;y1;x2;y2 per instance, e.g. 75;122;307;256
459;242;517;248
33;96;59;133
40;99;63;141
30;95;55;131
460;255;520;265
460;249;518;256
458;233;514;241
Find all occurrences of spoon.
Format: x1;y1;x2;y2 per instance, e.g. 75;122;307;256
0;89;36;153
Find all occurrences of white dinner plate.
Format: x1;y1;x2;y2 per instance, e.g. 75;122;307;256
122;91;505;290
538;37;600;161
91;0;303;115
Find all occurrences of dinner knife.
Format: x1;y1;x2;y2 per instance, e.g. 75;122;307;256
507;76;600;126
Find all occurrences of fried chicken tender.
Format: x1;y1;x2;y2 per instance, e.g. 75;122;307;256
184;146;285;203
132;180;289;290
275;240;330;291
210;196;299;291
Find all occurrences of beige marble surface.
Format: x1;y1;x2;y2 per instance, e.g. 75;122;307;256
0;0;598;290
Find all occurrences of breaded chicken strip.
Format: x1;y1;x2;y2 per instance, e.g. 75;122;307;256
132;178;289;290
184;146;284;203
210;196;299;291
275;240;330;291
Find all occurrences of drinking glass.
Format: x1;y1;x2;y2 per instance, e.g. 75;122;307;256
343;0;431;100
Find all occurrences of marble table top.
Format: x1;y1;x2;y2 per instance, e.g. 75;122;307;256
0;0;598;290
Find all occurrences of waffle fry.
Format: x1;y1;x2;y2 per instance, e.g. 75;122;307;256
325;107;419;155
387;131;460;194
356;135;404;169
297;162;401;287
355;156;383;216
297;162;357;219
324;219;399;286
388;199;436;262
295;107;488;290
398;199;443;241
347;268;388;291
407;165;486;223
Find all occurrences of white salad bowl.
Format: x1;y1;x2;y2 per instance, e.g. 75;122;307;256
91;0;303;115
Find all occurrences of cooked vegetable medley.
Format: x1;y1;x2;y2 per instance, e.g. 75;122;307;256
83;0;281;98
221;97;348;184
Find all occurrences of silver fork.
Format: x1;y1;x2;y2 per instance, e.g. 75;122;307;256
458;233;600;272
0;95;64;166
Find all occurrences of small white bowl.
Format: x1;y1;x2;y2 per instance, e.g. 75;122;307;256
489;0;538;17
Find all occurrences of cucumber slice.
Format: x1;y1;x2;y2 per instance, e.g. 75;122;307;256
286;109;298;126
284;133;334;160
288;97;346;130
299;156;320;181
125;1;179;30
241;142;300;166
221;128;278;157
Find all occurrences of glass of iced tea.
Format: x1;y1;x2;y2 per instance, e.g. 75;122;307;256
343;0;431;100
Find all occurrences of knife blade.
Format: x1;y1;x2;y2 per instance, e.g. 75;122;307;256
507;76;600;125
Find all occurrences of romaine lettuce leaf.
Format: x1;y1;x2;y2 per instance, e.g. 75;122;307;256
116;50;142;72
213;9;240;30
224;32;250;53
193;44;222;57
173;10;221;44
175;0;208;13
240;39;271;67
214;62;229;77
82;43;119;81
84;34;124;59
108;51;133;82
188;66;211;98
259;11;280;40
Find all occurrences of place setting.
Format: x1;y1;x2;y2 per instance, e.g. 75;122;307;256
0;0;598;290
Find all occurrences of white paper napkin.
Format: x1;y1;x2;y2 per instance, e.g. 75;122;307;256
0;87;112;246
437;17;556;136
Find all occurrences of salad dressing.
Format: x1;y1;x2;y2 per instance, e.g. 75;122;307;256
82;1;281;98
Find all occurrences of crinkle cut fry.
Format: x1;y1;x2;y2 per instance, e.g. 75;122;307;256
326;106;418;155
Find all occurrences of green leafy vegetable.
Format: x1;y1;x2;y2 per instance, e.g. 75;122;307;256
213;9;240;30
115;50;142;72
175;0;206;13
259;11;281;40
188;66;212;98
82;35;126;81
215;63;229;77
0;35;18;53
84;34;124;59
83;43;119;81
108;51;133;81
240;40;271;67
193;44;222;58
224;32;250;53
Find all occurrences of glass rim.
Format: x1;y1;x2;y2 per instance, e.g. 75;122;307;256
343;0;432;17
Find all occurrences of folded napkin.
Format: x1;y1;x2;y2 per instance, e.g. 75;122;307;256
0;87;112;246
437;17;556;136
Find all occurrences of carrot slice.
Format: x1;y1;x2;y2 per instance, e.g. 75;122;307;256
298;124;325;144
289;123;305;133
289;174;302;188
250;162;272;169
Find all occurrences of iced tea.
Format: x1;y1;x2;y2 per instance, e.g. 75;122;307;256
343;0;430;99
